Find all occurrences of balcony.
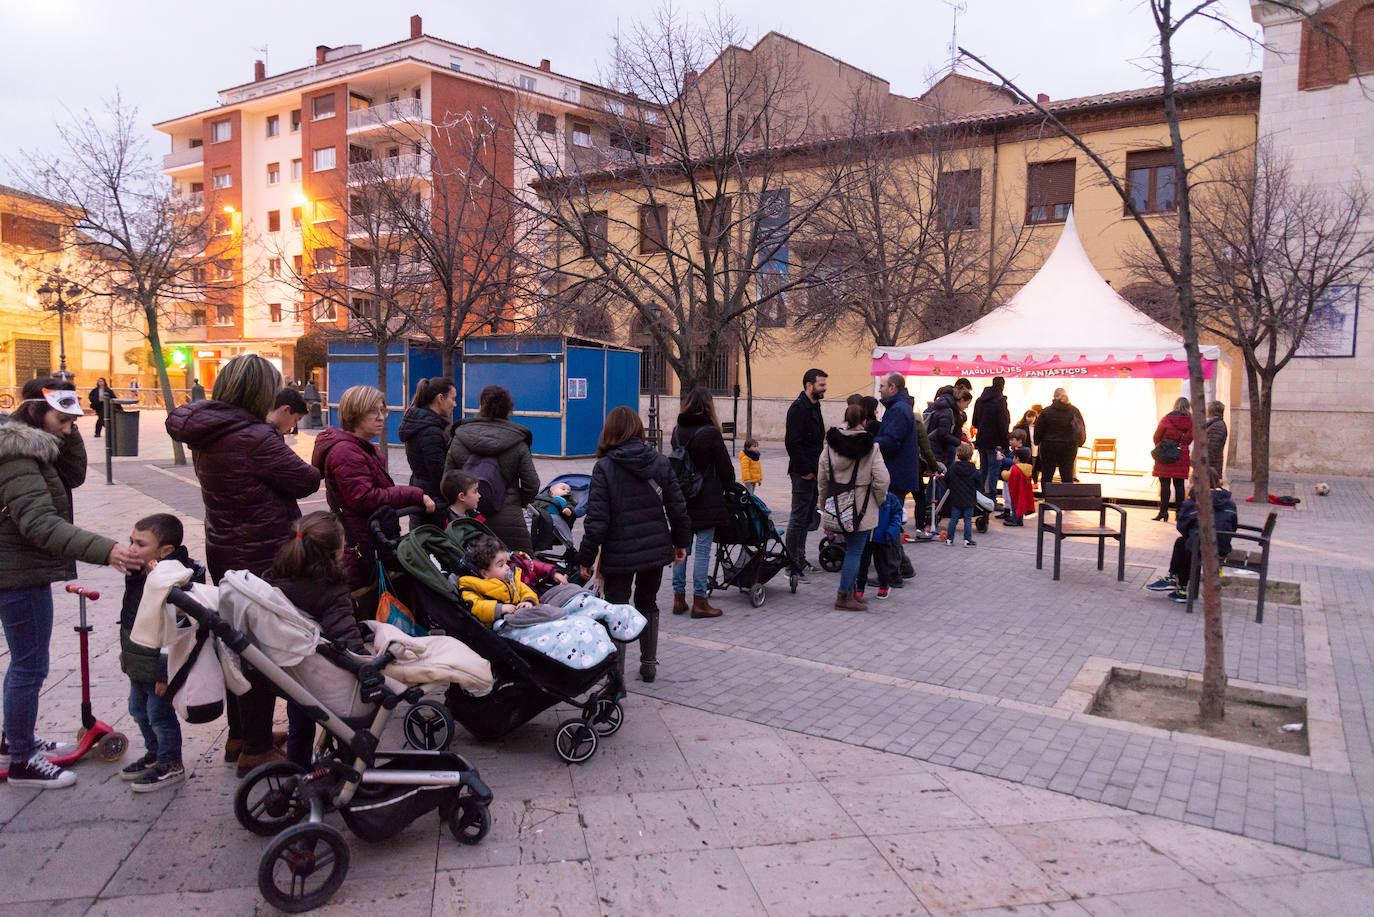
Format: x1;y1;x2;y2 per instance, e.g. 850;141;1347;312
163;146;204;172
347;153;431;186
347;98;426;133
346;213;411;238
173;190;204;211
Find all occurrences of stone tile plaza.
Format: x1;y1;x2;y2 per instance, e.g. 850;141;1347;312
1;418;1372;914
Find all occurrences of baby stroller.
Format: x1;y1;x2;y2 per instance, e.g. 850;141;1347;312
929;471;992;538
529;472;590;575
709;483;799;607
372;508;628;764
153;572;492;914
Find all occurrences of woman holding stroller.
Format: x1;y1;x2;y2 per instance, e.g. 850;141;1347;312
578;406;690;683
399;377;456;528
167;354;323;775
818;402;890;612
670;387;736;620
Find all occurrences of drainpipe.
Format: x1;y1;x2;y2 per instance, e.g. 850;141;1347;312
986;125;1001;295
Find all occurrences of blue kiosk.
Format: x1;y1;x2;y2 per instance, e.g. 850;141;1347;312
462;335;639;457
324;339;445;443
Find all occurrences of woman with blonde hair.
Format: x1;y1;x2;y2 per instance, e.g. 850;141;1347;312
311;385;432;589
1151;396;1194;521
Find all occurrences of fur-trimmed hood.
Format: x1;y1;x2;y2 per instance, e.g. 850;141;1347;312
0;420;60;464
825;426;875;459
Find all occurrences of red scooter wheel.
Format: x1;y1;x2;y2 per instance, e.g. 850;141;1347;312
99;732;128;761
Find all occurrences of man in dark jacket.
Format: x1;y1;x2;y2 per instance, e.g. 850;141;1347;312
972;377;1011;499
1205;401;1228;481
876;373;940;525
783;368;827;578
1147;487;1238;602
1034;389;1086;485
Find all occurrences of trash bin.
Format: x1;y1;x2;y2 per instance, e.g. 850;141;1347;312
109;399;140;457
308;402;322;428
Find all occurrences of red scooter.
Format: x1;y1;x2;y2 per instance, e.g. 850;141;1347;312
0;584;127;780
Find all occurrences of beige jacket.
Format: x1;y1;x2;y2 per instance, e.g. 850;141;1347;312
817;427;890;534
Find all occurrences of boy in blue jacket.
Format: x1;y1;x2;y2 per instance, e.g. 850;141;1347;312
856;491;903;599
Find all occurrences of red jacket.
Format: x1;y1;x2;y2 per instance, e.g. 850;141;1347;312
167;401;322;582
1152;411;1194;479
312;427;425;587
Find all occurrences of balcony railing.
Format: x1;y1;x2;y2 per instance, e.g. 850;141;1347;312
173;190;204;210
347;98;425;132
163;147;204;171
347;153;431;185
347;262;430;288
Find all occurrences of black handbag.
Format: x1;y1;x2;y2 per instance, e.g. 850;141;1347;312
1151;440;1182;464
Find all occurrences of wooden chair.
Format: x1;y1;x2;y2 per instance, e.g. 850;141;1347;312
1187;511;1278;623
1082;438;1117;474
1036;483;1128;581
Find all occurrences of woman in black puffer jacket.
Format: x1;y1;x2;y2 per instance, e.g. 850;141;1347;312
578;406;690;683
669;387;735;619
398;377;456;527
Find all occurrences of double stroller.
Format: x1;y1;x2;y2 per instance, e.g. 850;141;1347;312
372;507;630;764
141;566;493;913
708;483;799;607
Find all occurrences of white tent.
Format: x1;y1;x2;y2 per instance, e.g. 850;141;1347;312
871;211;1228;477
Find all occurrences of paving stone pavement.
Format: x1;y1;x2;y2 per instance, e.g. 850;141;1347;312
4;414;1370;913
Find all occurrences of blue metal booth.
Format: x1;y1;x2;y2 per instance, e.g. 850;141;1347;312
462;335;640;457
325;340;444;443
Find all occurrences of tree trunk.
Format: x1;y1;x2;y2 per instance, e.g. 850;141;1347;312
743;341;754;443
1246;364;1272;499
376;341;390;461
143;304;186;466
442;345;456;383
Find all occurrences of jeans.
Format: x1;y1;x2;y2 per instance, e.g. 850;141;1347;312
947;507;976;542
673;528;715;597
286;701;315;769
979;448;1002;497
785;474;818;571
837;529;870;592
129;679;182;766
0;586;54;762
1159;478;1185;517
602;566;664;676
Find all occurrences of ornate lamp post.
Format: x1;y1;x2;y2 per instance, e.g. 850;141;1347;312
37;272;83;382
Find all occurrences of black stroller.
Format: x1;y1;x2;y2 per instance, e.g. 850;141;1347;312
708;483;799;607
372;508;627;764
161;581;492;913
529;472;590;575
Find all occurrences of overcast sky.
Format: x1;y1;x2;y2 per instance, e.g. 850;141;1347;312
0;0;1262;177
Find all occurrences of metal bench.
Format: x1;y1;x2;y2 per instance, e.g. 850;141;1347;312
1187;511;1278;623
1036;483;1128;581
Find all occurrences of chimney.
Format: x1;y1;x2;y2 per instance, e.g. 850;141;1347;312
1036;93;1050;104
316;45;329;65
254;60;266;82
410;14;422;39
540;59;551;72
684;69;698;88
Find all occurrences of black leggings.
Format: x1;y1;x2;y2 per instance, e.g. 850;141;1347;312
601;566;664;674
1159;478;1185;517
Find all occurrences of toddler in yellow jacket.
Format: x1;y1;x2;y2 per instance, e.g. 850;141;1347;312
740;438;763;494
457;535;537;626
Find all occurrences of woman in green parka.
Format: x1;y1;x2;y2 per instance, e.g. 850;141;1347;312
0;379;139;789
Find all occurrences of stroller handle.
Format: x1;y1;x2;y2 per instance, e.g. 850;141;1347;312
369;504;428;552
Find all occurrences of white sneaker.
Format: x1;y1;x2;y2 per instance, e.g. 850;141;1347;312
0;734;76;767
6;754;77;789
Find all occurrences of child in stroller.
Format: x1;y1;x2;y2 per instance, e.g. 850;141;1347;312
529;473;590;573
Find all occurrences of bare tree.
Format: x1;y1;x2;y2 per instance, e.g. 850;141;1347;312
11;94;224;465
522;7;845;394
1128;141;1374;498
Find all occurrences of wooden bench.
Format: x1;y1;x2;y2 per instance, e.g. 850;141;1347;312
1187;511;1278;623
1036;483;1128;581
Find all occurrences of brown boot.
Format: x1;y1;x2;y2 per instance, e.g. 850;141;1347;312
690;595;722;618
235;746;286;779
834;591;867;612
223;737;243;764
672;593;688;615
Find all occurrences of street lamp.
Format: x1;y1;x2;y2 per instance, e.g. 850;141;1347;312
37;272;83;382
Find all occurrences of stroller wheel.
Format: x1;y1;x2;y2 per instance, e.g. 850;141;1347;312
789;573;799;594
258;822;350;914
448;786;492;845
749;583;767;608
235;761;309;836
99;732;128;761
403;700;455;751
819;545;845;573
554;719;598;764
976;513;989;534
583;699;624;737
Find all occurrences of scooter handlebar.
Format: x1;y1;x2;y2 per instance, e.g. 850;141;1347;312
65;584;100;601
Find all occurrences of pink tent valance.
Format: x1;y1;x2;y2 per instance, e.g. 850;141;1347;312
870;353;1215;380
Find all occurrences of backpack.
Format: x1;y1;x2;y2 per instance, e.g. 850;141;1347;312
1151;439;1182;464
669;427;704;500
1070;409;1086;447
462;453;507;518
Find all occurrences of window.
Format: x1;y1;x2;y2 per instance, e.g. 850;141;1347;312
610;126;651;154
639;346;668;395
211;168;232;190
938;169;982;229
604;98;625;116
266;115;279;138
351;297;378;322
190;309;206;327
268;257;281;277
290;109;301;132
581;210;608;259
518;75;536;91
312;146;336;172
638;204;666;254
536;112;556;136
697;195;731;253
312;94;336;120
189;138;203;149
213;260;233;281
215;303;234;326
1026;160;1075;224
210;119;232;143
1125;150;1177;215
313;299;337;322
314;247;337;273
291;158;302;181
291;206;303;229
449;58;462;72
266;162;280;185
293;254;304;275
571;122;591;147
267;210;281;232
214;213;231;235
268;302;283;323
